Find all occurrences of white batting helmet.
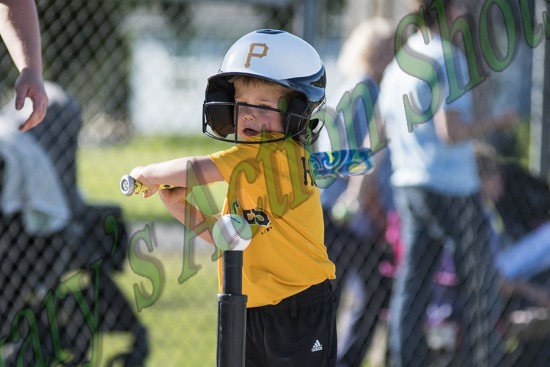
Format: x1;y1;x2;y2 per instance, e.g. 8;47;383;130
202;29;326;144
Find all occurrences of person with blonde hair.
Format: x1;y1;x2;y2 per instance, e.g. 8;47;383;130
378;1;517;366
337;17;395;82
319;16;395;367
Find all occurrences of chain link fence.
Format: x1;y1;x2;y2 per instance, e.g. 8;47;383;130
1;0;549;366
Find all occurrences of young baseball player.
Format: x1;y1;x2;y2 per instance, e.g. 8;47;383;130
129;29;337;365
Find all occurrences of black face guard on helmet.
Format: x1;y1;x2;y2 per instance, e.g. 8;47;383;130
202;70;325;145
201;29;326;145
203;100;324;145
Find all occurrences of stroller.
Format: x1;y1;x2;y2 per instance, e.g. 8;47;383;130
419;163;550;366
0;82;148;366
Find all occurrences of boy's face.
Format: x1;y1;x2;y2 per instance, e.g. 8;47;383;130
233;79;285;139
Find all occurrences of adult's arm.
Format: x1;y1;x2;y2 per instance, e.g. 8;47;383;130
0;0;48;131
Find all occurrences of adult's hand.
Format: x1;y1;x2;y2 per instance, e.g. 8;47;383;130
14;68;48;131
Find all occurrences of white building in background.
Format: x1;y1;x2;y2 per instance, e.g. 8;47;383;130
126;3;274;134
129;35;221;134
126;0;531;136
125;3;341;135
124;0;399;135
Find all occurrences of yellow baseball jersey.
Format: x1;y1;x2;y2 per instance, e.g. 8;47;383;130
209;133;335;308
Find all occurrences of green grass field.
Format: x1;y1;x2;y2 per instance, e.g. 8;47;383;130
94;250;220;366
75;135;228;365
74;133;392;366
77;134;229;222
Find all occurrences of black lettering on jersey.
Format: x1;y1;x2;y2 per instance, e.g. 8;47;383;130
243;208;271;227
251;208;270;226
301;156;317;187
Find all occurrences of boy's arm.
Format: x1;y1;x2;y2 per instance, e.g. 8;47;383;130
159;187;216;245
130;156;223;197
130;155;223;244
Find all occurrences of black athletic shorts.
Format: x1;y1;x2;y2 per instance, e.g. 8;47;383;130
245;279;338;366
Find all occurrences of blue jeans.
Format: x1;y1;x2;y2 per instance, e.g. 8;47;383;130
388;187;504;367
496;221;550;279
